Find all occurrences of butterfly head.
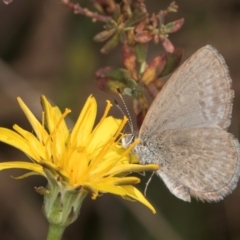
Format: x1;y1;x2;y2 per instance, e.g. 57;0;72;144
121;134;153;165
121;134;135;148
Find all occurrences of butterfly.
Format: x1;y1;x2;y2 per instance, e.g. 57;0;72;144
127;45;240;202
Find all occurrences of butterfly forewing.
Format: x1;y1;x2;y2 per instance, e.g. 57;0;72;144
139;45;234;139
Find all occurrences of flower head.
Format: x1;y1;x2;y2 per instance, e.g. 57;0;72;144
0;95;158;226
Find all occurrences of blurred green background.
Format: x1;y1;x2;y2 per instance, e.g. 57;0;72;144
0;0;240;239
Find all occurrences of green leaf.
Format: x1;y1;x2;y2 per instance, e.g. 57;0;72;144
127;80;143;98
141;54;166;84
96;76;128;95
93;29;116;42
159;48;183;77
164;18;184;33
113;4;121;21
105;68;130;83
125;12;147;27
135;43;148;63
95;67;129;94
100;32;120;54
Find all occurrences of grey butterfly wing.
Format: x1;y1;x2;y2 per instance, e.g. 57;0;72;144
139;45;233;140
155;128;240;202
137;45;240;201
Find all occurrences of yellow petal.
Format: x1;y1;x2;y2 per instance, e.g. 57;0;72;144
41;96;69;144
0;161;44;175
106;164;159;176
110;176;140;185
121;186;156;213
0;128;36;159
13;171;43;179
89;150;123;177
64;148;89;185
85;117;121;155
71;96;97;146
13;125;45;161
17;97;48;143
89;183;156;213
84;182;126;196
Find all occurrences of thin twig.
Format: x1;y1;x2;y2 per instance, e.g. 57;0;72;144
61;0;112;22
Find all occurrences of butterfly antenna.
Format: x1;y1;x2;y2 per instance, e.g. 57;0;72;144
144;172;155;196
115;88;134;135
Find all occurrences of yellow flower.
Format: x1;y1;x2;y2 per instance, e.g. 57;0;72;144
0;95;158;225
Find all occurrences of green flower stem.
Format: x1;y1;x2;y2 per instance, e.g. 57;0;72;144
42;171;88;240
46;224;66;240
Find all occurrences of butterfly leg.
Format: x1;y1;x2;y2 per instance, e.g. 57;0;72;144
157;170;191;202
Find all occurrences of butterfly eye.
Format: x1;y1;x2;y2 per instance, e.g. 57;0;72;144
121;134;135;148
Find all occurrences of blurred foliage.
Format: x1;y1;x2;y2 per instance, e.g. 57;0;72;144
59;0;184;127
83;0;184;128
